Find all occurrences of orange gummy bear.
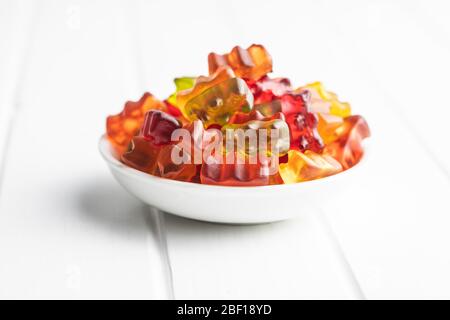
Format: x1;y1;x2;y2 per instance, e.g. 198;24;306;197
106;93;166;155
279;150;343;183
317;113;344;145
208;44;272;81
121;136;161;175
156;144;198;182
323;115;370;170
200;152;275;186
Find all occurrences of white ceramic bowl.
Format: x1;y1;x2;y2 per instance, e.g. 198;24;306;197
99;136;369;224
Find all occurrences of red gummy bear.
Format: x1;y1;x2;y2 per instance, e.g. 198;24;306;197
254;91;323;153
246;76;292;104
140;110;181;145
228;109;285;124
285;112;323;153
121;136;161;175
121;110;181;175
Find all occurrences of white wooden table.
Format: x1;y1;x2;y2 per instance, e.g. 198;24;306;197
1;0;449;299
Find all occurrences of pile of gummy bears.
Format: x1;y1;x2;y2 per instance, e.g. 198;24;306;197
106;44;370;186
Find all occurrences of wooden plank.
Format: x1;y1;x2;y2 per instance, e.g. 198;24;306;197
163;211;362;299
0;0;169;299
135;0;365;299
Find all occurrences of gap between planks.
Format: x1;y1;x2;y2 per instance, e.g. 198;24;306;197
0;2;40;202
121;0;176;299
316;210;366;300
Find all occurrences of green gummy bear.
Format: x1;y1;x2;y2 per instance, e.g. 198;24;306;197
167;77;196;106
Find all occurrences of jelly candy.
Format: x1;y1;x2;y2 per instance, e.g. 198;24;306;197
286;112;323;153
208;44;272;81
167;119;223;167
106;93;165;154
121;136;161;175
317;113;344;145
123;136;197;183
228;109;284;124
200;152;274;186
256;92;324;153
160;119;223;182
247;76;292;104
183;78;253;127
140;110;181;145
167;77;196;107
121;110;181;175
176;67;235;116
156;144;198;182
127;118;215;182
254;99;283;118
269;172;284;185
108;45;370;185
302;82;351;117
279;150;343;183
164;100;183;118
324;115;370;169
254;90;310;116
222;118;290;156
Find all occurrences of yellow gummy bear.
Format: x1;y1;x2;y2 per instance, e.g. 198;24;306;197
279;150;342;183
183;77;253;127
222;119;290;157
302;82;351;117
176;67;235;118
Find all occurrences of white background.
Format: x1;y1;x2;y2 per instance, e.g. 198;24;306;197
0;0;450;299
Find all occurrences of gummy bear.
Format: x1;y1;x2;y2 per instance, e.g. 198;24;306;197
208;44;272;81
317;113;344;145
302;82;351;117
228;109;285;124
107;45;371;186
164;100;183;118
222;118;290;157
140;110;181;145
106;93;166;155
121;136;161;175
279;150;343;183
183;77;253;127
156;144;198;182
286;113;323;153
323;115;370;169
167;77;196;107
176;67;235;116
121;110;181;175
247;76;292;104
255;92;323;153
254;90;310;116
200;152;275;186
158;119;224;182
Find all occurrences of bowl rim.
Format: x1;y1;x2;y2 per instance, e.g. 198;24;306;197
99;135;370;192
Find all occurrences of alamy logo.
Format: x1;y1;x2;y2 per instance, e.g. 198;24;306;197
169;126;285;175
